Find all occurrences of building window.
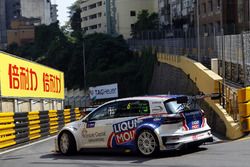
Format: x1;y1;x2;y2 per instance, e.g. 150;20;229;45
217;21;221;31
89;14;97;20
210;23;214;34
82;6;87;11
203;3;206;13
98;24;101;28
88;3;97;10
208;0;213;12
131;24;135;29
83;17;88;21
203;24;207;33
217;0;220;8
97;1;102;6
84;27;88;31
90;25;98;30
130;11;136;17
98;12;102;17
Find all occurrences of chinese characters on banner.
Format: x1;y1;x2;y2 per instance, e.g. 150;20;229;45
0;52;64;99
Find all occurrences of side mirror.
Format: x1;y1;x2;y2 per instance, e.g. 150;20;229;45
176;96;188;104
211;93;221;100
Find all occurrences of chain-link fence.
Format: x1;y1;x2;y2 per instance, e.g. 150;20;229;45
128;28;250;87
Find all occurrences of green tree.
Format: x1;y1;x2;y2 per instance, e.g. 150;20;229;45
68;0;82;39
131;10;159;38
5;4;157;98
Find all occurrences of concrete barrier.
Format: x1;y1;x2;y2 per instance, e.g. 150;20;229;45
157;53;243;139
238;87;250;132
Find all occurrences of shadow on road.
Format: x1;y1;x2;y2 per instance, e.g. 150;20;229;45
40;147;207;164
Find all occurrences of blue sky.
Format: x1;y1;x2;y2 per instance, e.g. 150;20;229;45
54;0;76;26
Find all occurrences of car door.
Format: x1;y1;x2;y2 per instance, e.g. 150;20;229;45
80;102;118;148
79;100;150;149
107;100;150;148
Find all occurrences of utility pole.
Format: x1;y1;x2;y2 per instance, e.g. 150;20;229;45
220;0;225;107
82;36;87;107
196;0;201;62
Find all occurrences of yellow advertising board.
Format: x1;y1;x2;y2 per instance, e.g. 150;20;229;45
0;52;64;99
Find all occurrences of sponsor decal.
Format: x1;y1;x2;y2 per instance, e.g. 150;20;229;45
192;134;198;140
113;119;137;145
87;122;95;128
191;120;200;129
89;83;118;100
182;110;203;130
0;52;64;99
81;129;106;138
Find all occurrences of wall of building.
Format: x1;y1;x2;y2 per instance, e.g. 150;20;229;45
5;0;21;28
50;4;58;23
7;19;35;45
81;0;158;38
80;0;107;34
115;0;157;39
0;0;7;48
20;0;52;25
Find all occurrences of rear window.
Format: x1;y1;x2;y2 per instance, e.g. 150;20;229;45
164;100;185;114
164;99;200;114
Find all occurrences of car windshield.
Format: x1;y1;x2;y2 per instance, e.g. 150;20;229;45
164;99;201;114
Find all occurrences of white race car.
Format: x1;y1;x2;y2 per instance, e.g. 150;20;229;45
55;95;214;156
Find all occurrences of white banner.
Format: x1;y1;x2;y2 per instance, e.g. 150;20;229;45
89;83;118;100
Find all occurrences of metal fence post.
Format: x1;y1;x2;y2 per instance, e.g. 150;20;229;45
241;32;247;87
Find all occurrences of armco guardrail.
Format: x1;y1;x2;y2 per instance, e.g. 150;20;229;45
0;108;81;149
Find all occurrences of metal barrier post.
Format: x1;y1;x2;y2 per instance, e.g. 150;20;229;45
0;96;2;112
29;99;33;112
14;99;19;113
41;100;45;111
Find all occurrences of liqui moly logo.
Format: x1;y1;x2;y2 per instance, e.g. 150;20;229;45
113;119;137;145
191;120;200;129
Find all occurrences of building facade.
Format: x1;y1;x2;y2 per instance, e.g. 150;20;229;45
7;17;37;46
5;0;21;29
80;0;158;39
197;0;238;35
0;0;7;48
50;4;58;23
80;0;108;34
20;0;52;25
158;0;195;30
237;0;250;32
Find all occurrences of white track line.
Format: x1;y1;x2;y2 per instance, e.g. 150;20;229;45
0;136;56;155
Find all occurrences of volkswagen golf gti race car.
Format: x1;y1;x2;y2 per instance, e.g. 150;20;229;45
55;95;214;156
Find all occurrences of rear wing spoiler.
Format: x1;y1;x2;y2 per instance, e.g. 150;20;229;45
176;93;221;104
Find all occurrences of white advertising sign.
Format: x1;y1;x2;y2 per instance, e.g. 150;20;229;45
89;83;118;100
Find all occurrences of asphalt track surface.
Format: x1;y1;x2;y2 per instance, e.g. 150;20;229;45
0;136;250;167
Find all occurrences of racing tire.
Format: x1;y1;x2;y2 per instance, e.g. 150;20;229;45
59;131;77;155
136;129;159;156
